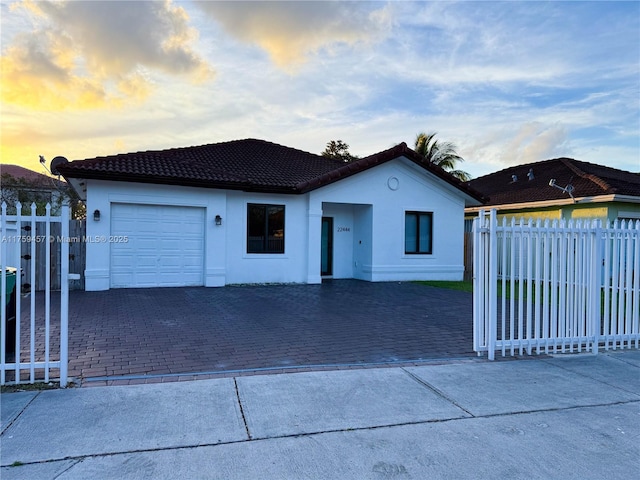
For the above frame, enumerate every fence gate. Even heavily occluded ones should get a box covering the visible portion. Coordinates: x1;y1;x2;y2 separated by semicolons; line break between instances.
1;202;73;386
473;209;640;360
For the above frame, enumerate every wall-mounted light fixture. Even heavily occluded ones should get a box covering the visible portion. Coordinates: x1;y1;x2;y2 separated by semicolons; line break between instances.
215;214;222;226
93;209;101;222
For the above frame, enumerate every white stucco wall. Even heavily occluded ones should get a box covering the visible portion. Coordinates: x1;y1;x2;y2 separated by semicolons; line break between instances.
223;191;309;285
82;155;469;290
309;158;467;282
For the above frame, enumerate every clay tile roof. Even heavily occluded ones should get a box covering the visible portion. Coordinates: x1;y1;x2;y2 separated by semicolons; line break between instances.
467;158;640;206
57;138;484;201
58;139;345;193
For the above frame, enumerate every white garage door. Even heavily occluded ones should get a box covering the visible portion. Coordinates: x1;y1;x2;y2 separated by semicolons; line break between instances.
110;204;205;288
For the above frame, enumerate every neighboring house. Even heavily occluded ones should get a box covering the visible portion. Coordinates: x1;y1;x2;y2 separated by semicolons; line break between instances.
57;138;484;291
1;165;70;290
0;164;67;214
465;158;640;224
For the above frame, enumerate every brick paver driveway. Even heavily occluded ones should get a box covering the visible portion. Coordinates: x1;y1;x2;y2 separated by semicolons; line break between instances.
66;280;474;385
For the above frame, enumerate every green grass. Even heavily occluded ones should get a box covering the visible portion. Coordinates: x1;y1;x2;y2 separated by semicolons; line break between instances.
415;280;473;293
418;280;631;311
416;280;536;300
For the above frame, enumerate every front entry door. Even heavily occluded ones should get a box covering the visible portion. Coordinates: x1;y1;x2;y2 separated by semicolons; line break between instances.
321;217;333;276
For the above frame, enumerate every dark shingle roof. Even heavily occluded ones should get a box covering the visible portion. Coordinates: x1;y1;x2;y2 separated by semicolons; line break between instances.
467;158;640;206
57;138;484;201
1;164;66;188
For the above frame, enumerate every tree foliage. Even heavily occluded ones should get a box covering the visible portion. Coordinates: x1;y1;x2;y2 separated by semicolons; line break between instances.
414;132;471;182
0;173;85;219
321;140;359;163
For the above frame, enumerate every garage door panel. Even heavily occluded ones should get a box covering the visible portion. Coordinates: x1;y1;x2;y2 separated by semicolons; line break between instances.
112;204;135;216
180;246;203;256
161;224;203;236
160;223;182;234
124;275;160;288
159;239;182;250
136;238;159;249
111;256;136;268
110;204;205;288
181;223;205;235
110;244;135;255
182;258;203;268
162;239;203;250
135;256;159;268
161;257;182;268
111;220;136;231
138;224;164;235
180;275;203;285
110;275;133;288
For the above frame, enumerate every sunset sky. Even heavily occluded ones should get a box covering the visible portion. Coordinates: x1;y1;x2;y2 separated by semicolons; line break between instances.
1;0;639;179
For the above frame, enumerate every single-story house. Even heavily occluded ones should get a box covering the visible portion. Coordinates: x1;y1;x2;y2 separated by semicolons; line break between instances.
465;157;640;223
58;139;484;291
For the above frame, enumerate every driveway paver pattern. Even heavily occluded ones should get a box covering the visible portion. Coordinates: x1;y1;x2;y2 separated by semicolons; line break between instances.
20;280;475;385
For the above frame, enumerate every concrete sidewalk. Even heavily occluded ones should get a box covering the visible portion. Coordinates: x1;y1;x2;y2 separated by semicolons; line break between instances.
1;351;639;479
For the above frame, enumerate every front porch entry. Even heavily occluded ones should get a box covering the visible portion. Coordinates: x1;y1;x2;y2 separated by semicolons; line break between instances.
320;202;372;281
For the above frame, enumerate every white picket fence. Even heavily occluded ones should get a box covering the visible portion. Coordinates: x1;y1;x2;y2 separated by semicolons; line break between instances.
473;209;640;359
1;202;71;386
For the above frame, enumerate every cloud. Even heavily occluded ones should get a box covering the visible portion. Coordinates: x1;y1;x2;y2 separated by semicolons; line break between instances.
0;0;213;110
505;123;570;165
36;0;210;78
465;122;571;171
197;1;392;68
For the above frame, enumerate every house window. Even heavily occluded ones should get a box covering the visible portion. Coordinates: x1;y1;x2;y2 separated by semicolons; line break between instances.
247;204;285;253
405;211;432;254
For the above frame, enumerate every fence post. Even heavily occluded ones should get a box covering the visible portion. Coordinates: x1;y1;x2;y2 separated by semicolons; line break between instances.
1;202;6;385
14;203;22;380
633;220;640;349
472;213;481;354
29;203;36;381
44;203;51;382
60;204;69;387
473;210;490;356
488;209;498;360
591;219;602;354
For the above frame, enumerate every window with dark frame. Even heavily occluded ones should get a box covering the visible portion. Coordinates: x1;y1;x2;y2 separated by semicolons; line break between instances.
405;211;433;254
247;204;285;254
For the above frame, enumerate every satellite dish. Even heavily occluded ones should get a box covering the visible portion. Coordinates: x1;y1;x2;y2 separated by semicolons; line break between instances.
50;156;69;176
548;178;575;201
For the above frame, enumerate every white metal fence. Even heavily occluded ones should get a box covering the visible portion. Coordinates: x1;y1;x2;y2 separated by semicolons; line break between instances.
1;202;72;386
473;209;640;359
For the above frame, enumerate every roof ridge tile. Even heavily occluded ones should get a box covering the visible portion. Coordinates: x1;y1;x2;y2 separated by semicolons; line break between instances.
560;158;614;193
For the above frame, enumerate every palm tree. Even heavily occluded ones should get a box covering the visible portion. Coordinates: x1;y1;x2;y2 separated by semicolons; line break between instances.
414;132;471;181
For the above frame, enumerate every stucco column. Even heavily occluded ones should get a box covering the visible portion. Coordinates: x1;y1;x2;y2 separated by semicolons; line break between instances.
84;184;111;291
306;206;323;284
